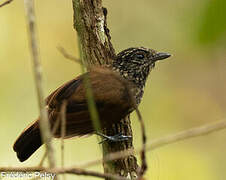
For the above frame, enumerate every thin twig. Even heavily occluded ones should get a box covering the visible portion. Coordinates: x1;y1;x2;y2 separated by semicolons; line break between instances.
0;167;129;180
134;107;147;178
29;115;226;180
60;101;67;167
0;0;13;8
60;39;102;137
38;104;66;167
24;0;57;171
57;46;81;64
125;78;147;178
38;151;47;167
148;119;226;150
60;101;67;180
120;73;147;178
79;120;226;168
33;115;64;180
77;38;102;137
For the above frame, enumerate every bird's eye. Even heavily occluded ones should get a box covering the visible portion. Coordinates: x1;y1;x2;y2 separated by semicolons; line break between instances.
136;54;144;59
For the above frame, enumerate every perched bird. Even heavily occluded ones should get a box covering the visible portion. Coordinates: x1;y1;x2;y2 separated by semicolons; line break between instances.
13;47;170;162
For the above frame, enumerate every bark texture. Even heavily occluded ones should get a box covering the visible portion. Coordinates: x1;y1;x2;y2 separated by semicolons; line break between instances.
72;0;139;179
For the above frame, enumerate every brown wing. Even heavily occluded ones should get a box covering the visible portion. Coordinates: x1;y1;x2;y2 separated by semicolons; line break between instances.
46;67;134;137
45;74;83;108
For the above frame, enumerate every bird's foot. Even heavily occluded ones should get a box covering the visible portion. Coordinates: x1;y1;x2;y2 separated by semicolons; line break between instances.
96;132;132;144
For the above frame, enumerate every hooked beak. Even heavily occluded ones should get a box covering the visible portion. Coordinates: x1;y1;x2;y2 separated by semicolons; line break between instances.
153;52;171;61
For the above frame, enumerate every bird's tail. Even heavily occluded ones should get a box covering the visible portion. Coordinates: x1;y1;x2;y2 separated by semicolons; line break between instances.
13;120;42;162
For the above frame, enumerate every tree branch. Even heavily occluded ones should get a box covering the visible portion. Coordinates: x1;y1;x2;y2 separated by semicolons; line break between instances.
0;0;13;8
148;119;226;150
57;46;82;64
79;120;226;168
0;167;128;180
71;0;139;179
72;0;115;66
38;103;68;167
60;101;67;168
24;0;57;170
134;108;147;178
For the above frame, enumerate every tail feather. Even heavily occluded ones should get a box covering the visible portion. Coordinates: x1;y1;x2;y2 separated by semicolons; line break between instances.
13;120;42;162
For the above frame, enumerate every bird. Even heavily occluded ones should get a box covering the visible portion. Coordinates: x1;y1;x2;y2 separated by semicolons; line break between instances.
13;47;171;162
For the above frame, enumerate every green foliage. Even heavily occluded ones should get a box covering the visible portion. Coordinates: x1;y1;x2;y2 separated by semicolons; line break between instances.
197;0;226;45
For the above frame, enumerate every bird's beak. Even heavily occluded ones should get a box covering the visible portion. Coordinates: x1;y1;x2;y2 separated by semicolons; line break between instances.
153;52;171;62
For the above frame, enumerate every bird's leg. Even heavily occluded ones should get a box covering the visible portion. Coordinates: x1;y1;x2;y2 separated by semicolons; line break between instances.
96;132;132;144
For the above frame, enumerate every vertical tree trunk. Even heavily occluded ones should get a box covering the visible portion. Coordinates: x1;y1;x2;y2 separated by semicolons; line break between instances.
72;0;139;179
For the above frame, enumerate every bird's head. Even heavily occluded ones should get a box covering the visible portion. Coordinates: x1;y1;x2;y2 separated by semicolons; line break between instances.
113;47;171;88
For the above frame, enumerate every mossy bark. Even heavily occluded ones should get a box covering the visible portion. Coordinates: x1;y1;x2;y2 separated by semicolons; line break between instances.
72;0;139;179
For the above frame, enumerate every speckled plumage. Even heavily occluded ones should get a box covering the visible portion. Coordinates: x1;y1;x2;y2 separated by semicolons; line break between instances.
113;47;170;104
13;47;170;162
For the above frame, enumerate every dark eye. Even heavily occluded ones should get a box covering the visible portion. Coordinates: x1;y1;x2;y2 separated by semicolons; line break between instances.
136;54;144;59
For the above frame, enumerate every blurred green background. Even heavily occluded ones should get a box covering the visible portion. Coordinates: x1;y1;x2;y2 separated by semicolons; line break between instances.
0;0;226;179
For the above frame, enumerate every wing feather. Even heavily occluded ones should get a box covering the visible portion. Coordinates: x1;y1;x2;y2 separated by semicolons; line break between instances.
45;68;134;137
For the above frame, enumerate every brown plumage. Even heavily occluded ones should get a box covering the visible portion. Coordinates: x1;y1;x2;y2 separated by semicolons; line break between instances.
13;68;135;162
13;47;170;162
